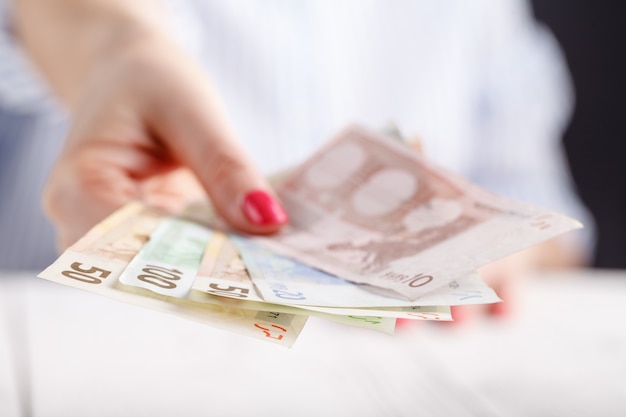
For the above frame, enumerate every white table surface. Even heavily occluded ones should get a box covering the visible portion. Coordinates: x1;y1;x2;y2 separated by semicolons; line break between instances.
1;269;625;417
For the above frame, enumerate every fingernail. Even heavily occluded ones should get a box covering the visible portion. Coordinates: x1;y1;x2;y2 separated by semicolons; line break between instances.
242;190;288;226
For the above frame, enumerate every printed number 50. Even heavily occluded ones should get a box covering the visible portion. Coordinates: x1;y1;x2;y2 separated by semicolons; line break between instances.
61;262;111;284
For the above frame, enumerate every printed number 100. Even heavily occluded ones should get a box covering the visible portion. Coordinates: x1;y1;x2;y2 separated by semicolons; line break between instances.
137;265;183;289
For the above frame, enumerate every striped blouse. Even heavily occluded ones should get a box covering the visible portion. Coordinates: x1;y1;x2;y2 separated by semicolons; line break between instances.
0;0;592;270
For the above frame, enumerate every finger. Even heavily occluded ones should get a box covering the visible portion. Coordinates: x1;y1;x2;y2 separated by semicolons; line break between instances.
487;277;517;318
42;109;165;250
42;148;139;250
449;304;484;325
395;318;423;331
139;168;206;214
488;299;510;317
148;73;288;234
479;252;531;319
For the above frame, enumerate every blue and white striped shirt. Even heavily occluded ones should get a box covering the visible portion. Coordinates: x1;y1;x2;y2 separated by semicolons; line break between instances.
0;0;592;270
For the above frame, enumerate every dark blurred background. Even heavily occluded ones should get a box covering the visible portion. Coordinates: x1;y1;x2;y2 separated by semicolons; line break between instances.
532;1;626;268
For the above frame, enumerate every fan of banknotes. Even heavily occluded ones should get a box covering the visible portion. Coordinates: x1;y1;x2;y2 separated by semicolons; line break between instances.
39;126;582;347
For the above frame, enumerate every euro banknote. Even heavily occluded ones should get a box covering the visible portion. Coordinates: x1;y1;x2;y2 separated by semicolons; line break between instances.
230;235;499;310
116;215;407;334
39;203;450;346
39;125;581;345
38;203;308;347
256;126;583;300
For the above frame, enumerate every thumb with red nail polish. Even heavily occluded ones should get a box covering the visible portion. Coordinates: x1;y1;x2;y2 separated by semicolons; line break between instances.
37;15;289;249
242;189;289;227
148;79;288;234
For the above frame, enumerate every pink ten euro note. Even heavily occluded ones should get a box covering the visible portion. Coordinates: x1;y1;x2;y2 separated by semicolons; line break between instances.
256;126;582;301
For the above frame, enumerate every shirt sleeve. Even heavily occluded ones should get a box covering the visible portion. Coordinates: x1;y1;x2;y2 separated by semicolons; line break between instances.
467;0;594;246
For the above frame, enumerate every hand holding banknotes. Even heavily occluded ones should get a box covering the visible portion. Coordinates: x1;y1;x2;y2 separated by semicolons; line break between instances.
38;127;581;346
18;0;583;336
17;0;288;250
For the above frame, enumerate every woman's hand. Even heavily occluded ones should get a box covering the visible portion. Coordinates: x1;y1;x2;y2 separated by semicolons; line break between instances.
16;0;287;250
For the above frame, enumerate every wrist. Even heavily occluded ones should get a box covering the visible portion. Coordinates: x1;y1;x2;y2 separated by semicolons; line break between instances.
14;0;168;108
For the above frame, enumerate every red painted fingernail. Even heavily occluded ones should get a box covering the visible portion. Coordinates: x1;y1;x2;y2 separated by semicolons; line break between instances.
242;190;288;226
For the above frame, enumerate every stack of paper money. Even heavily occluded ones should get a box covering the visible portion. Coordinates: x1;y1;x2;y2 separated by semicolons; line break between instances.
39;126;582;347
